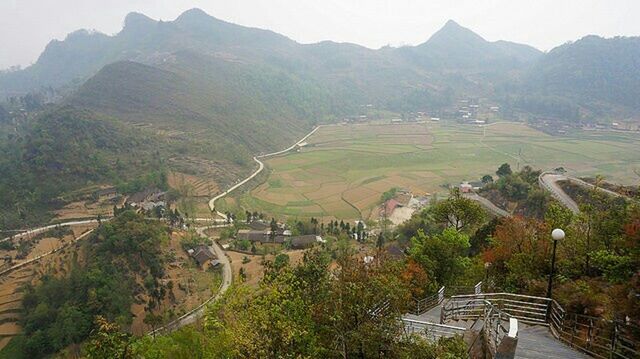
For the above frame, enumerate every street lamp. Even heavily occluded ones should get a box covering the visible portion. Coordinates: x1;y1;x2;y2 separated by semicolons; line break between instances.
484;262;492;291
546;228;565;298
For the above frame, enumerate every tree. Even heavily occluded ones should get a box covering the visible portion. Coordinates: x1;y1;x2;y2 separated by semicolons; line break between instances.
430;188;486;232
143;312;164;338
409;228;470;286
482;174;494;184
376;232;385;249
356;221;365;241
84;316;132;359
482;216;550;291
273;253;290;270
496;163;512;177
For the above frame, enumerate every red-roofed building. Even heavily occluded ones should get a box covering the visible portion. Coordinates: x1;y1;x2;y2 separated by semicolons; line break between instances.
385;199;401;215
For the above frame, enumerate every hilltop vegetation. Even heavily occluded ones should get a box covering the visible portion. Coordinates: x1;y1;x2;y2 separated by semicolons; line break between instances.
76;245;468;358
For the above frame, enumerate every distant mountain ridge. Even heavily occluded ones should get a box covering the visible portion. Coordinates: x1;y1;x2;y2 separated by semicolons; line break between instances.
2;8;640;120
0;10;535;98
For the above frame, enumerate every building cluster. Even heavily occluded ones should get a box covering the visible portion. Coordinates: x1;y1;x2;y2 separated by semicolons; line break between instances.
236;226;324;250
126;188;166;211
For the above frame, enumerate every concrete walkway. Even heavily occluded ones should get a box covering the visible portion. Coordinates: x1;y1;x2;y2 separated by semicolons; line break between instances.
515;324;588;359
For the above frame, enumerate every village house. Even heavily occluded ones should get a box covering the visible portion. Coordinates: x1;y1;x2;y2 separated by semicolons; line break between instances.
189;245;216;267
384;199;402;215
290;235;323;249
127;188;165;207
460;182;473;193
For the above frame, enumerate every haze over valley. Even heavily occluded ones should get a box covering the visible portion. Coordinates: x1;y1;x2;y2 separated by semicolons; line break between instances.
0;4;638;358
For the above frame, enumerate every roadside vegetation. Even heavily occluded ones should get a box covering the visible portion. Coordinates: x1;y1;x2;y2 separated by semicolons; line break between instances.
82;247;468;358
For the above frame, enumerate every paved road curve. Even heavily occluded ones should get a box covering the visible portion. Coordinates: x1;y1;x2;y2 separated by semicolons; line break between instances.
208;125;324;218
463;193;510;218
539;173;580;213
538;172;627;215
1;219;101;243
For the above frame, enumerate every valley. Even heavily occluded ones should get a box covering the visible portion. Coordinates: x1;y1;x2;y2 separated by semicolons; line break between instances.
0;4;639;358
218;121;640;221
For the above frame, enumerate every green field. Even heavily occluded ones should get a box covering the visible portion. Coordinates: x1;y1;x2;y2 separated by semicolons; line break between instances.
218;122;640;221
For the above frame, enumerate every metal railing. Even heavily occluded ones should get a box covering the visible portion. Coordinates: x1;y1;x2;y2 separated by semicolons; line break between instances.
483;300;518;358
441;292;639;359
407;286;445;315
442;292;550;325
551;311;639;359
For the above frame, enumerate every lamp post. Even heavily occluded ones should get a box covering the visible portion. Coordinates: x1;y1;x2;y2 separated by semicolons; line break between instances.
484;262;491;291
546;228;565;298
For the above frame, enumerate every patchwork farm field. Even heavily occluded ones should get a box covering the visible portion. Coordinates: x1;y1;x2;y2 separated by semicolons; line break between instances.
218;122;640;221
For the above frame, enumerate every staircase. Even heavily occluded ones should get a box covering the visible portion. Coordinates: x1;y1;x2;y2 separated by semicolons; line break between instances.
516;324;587;359
402;285;638;359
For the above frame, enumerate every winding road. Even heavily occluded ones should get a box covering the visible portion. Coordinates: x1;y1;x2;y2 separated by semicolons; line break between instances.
151;124;324;333
208;125;323;218
1;219;100;243
463;193;510;218
538;172;626;214
539;173;580;213
0;124;324;336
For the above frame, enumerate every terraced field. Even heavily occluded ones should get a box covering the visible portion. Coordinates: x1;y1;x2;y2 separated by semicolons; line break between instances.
0;225;96;349
218;122;640;221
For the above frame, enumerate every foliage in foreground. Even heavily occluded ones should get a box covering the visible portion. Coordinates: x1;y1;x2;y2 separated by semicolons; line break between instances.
86;249;468;358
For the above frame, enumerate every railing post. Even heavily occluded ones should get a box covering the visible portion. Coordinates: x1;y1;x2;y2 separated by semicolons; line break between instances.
586;319;593;348
610;322;618;359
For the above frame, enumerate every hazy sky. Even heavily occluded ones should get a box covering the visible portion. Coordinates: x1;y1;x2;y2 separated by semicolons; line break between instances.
1;0;639;69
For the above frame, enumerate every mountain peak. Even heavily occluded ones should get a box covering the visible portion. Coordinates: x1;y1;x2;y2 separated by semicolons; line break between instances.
123;12;156;33
176;8;216;23
443;19;462;29
427;19;486;45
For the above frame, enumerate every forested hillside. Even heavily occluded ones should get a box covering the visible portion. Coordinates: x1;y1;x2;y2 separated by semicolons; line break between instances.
0;107;166;229
0;9;532;113
525;35;640;114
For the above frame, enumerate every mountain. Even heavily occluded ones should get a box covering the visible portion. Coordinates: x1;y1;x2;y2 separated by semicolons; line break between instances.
524;35;640;113
0;13;536;103
400;20;543;71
